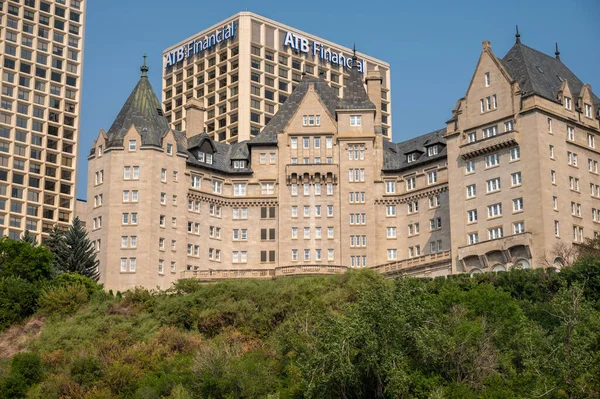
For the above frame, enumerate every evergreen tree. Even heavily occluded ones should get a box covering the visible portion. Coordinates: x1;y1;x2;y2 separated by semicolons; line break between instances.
43;225;66;272
20;230;37;247
53;217;100;281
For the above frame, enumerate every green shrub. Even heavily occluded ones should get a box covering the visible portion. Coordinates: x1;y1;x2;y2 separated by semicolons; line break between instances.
54;273;103;296
11;352;43;385
70;355;102;386
0;372;28;399
0;277;39;331
122;287;156;310
37;283;89;316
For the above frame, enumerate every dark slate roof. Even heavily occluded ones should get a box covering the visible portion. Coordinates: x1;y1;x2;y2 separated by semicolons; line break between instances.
106;74;170;148
336;59;376;110
383;128;447;172
501;43;600;107
250;75;339;145
186;133;252;175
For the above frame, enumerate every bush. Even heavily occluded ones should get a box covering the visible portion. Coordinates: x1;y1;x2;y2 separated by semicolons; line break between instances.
11;352;43;385
37;283;89;316
0;277;39;331
54;273;103;296
0;372;28;399
122;287;156;311
70;355;102;386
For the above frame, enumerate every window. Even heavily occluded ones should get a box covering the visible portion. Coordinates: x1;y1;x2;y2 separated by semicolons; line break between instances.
571;202;581;217
128;140;136;151
429;195;440;208
386;227;397;238
303;137;309;149
387;249;397;261
567;126;575;141
465;160;475;173
549;145;555;159
467;132;477;143
328;227;334;238
485;154;499;167
504;120;514;132
585;103;593;118
488;203;502;218
326;137;333;148
190;175;201;189
510;147;520;161
482;125;497;138
589;159;599;174
588;134;595;148
349;144;365;161
488;227;503;240
350;115;362;126
427;146;438;156
468;232;479;245
573;226;583;243
386;205;396;217
406;176;416;190
427;170;437;185
385;181;395;194
261;182;275;195
407;200;419;214
327;205;334;217
302;115;321;126
290;138;297;149
511;172;522;186
569;176;580;192
513;198;524;212
407;153;418;163
430;240;443;254
486;178;501;193
567;152;578;166
551;170;556;184
467;209;478;223
564;96;571;110
233;183;246;196
349;169;365;182
485;72;491;86
429;218;442;231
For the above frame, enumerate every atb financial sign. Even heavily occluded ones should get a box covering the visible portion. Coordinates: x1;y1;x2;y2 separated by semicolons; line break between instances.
283;31;367;73
164;22;236;68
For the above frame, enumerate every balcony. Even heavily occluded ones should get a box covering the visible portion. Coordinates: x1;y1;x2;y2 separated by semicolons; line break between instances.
457;232;533;272
180;269;274;281
285;163;338;184
274;264;347;277
460;130;519;160
370;250;452;277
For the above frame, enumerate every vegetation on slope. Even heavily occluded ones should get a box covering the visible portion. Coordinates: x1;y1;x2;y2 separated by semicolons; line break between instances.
1;238;600;398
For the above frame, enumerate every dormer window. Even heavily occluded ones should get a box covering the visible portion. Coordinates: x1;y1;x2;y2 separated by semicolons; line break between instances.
303;115;320;126
98;144;103;157
166;143;173;155
197;151;204;162
233;160;245;169
407;153;418;163
206;153;213;164
564;96;572;110
128;140;136;151
427;146;438;156
350;115;362;126
585;103;592;118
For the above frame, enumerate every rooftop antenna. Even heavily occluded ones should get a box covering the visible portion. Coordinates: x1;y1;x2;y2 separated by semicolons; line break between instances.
515;25;521;44
555;42;561;60
141;53;149;77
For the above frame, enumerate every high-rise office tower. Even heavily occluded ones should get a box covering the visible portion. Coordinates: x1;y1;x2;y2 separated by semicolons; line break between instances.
162;11;391;143
0;0;86;241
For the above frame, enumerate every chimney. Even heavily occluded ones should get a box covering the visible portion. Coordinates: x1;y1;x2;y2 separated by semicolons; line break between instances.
184;98;205;137
365;70;383;134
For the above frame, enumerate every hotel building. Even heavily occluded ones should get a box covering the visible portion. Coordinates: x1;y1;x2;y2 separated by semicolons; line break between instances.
161;11;392;143
0;0;86;242
88;32;599;292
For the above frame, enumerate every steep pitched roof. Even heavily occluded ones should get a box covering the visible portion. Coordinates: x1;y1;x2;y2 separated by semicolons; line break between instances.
336;59;376;110
250;75;339;145
383;128;447;172
106;68;170;148
501;42;600;107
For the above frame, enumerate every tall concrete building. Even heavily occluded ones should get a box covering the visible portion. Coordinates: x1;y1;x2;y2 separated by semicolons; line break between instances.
162;11;391;143
0;0;86;242
88;32;599;292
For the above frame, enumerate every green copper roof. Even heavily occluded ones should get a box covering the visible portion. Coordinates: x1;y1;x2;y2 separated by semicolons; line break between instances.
106;62;170;148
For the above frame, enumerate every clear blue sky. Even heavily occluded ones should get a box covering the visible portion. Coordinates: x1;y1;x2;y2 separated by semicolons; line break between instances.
77;0;600;198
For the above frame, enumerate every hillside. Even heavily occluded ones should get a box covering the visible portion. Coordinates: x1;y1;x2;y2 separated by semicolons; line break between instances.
1;238;600;398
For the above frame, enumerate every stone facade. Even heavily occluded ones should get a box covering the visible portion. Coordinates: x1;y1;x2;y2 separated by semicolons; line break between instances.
88;36;599;292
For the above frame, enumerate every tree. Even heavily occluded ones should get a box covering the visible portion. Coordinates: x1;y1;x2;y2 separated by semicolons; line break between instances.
43;225;66;271
20;230;38;247
52;217;100;281
0;237;54;282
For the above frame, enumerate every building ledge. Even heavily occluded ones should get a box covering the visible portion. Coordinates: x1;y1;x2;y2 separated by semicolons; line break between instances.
369;250;451;276
459;130;519;160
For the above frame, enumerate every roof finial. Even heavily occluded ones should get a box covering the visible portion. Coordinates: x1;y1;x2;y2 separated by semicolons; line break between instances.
555;42;561;60
140;53;149;77
515;25;521;44
352;42;357;61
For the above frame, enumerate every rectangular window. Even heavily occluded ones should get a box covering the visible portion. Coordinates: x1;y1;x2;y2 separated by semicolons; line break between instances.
350;115;362;126
513;198;524;212
488;227;504;240
485;154;499;167
510;147;520;161
486;178;501;193
233;183;246;196
487;203;502;218
468;232;479;245
511;172;522;186
465;160;475;173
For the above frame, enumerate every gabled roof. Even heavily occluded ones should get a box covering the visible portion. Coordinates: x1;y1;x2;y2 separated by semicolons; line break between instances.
501;42;600;107
186;133;252;175
383;128;447;172
250;75;339;145
336;59;376;111
106;68;170;149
